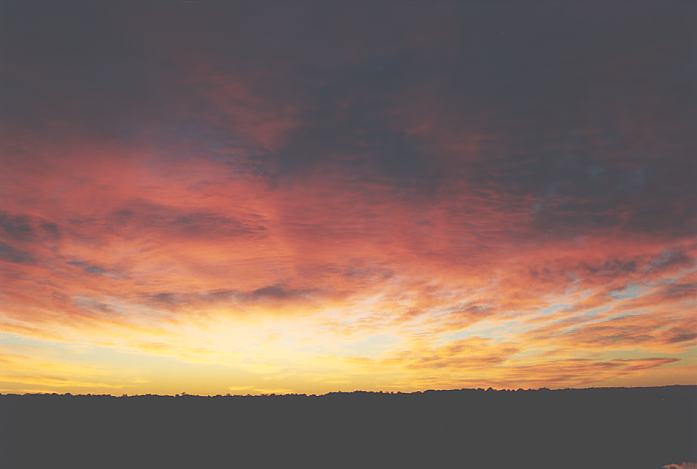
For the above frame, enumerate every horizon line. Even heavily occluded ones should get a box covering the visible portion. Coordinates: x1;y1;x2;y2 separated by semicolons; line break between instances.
3;384;695;398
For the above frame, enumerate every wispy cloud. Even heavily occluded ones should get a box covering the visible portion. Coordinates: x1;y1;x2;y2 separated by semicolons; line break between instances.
0;0;695;394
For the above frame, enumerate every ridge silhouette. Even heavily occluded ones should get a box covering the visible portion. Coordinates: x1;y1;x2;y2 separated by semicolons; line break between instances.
1;385;695;468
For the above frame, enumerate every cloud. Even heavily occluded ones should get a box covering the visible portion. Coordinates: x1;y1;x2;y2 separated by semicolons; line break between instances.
404;338;519;370
647;249;695;273
144;284;321;311
0;242;34;264
108;201;267;240
661;282;697;300
493;357;681;389
0;211;34;240
242;284;317;301
67;259;108;275
0;211;61;243
0;0;695;393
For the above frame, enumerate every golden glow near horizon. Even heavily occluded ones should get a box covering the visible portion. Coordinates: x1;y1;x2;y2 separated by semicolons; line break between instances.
1;152;695;395
1;3;696;395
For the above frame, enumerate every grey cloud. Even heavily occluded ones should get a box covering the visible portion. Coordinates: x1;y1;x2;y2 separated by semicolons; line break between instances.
242;284;316;301
0;242;34;264
67;259;108;275
145;283;319;309
661;282;697;300
0;212;34;241
0;211;61;243
646;250;694;273
2;0;695;237
580;259;638;277
110;201;266;239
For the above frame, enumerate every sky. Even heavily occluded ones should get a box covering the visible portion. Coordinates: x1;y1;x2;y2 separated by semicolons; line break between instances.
0;0;695;395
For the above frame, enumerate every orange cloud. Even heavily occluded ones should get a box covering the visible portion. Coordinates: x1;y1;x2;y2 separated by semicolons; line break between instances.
1;1;695;394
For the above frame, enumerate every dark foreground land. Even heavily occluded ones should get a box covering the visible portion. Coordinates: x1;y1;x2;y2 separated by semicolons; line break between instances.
1;386;695;469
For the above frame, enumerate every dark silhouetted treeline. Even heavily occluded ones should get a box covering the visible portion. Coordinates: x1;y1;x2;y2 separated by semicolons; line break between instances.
1;385;695;468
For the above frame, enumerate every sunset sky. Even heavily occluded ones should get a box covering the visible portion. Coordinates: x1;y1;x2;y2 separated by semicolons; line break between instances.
0;1;695;395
